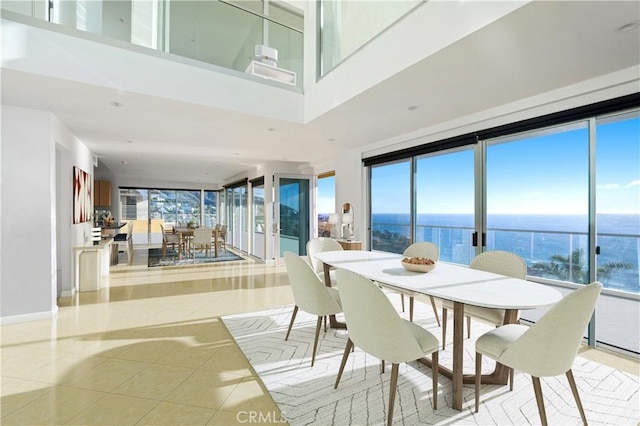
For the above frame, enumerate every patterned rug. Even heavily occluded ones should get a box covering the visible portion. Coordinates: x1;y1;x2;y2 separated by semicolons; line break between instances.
147;248;243;267
222;301;639;425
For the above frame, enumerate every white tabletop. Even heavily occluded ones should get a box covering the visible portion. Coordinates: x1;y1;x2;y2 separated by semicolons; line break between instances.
314;250;562;310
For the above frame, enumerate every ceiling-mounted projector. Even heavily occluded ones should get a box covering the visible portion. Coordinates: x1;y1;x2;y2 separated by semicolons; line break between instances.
255;44;278;67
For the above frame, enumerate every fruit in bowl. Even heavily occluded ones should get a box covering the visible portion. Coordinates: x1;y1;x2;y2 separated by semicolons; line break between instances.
401;257;436;273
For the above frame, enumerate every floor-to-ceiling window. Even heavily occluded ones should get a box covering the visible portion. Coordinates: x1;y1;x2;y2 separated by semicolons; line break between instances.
225;180;248;253
251;178;265;259
317;172;336;237
365;97;639;354
370;160;411;253
415;148;475;264
203;190;218;227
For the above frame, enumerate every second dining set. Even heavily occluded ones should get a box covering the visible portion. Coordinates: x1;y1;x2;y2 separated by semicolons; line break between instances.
284;238;601;426
161;224;227;261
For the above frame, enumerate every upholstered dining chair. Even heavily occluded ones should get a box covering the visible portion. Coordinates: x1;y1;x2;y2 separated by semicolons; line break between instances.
402;242;441;324
192;228;214;261
475;282;602;425
334;268;439;426
441;250;527;349
283;252;343;367
306;237;344;284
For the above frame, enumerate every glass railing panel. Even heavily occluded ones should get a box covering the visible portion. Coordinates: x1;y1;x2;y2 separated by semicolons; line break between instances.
319;0;423;77
3;0;303;88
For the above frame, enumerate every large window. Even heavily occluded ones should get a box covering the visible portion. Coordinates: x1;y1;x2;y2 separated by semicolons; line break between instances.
415;148;475;264
370;160;411;253
317;172;336;237
203;191;218;227
366;100;640;354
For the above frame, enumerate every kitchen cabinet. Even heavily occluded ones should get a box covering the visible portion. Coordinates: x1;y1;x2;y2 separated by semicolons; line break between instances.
94;180;112;206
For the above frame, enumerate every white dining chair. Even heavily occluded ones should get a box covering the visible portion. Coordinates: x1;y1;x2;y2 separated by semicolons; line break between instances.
334;268;439;426
441;250;527;349
475;282;602;425
283;251;343;367
402;242;441;324
306;237;344;284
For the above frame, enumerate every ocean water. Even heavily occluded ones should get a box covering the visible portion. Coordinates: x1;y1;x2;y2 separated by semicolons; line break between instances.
370;213;640;294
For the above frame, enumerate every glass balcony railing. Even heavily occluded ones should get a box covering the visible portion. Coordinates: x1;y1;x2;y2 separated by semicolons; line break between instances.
2;0;303;88
372;223;640;295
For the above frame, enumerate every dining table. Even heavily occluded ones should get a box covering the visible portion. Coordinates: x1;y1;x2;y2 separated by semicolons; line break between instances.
313;250;563;411
174;227;220;259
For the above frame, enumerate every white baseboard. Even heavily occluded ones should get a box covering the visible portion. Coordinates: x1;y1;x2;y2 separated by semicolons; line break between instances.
0;307;58;325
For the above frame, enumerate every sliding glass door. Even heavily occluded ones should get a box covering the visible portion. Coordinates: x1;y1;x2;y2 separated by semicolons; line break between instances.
415;147;475;264
274;174;312;264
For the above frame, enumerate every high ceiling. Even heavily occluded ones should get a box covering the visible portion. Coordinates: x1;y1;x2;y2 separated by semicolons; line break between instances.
2;1;639;187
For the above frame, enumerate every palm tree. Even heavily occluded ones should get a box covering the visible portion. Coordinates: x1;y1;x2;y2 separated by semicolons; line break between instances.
529;248;630;284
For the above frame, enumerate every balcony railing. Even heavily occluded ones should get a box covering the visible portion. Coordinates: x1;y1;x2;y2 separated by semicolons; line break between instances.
372;222;640;295
2;0;303;88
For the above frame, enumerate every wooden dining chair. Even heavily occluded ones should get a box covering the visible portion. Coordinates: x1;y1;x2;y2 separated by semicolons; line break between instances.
475;282;602;425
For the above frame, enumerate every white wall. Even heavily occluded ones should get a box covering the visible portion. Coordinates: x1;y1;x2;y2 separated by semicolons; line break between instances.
1;105;94;320
1;106;57;320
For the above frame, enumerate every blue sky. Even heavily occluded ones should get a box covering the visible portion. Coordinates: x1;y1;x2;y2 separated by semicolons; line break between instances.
370;115;639;215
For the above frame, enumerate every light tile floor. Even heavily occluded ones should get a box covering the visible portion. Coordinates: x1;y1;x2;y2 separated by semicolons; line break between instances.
1;248;638;425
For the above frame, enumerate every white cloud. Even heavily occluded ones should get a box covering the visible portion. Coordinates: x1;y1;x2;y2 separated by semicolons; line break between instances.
597;184;620;190
626;180;640;187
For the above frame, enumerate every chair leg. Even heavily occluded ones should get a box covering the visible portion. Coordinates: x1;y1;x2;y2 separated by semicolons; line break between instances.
400;294;405;312
441;308;448;350
334;338;353;389
467;315;471;338
475;352;482;412
409;296;414;322
387;364;399;426
381;359;385;374
285;305;298;341
566;369;588;426
432;351;439;410
509;368;514;391
323;316;327;333
429;296;441;327
532;376;548;426
311;316;323;367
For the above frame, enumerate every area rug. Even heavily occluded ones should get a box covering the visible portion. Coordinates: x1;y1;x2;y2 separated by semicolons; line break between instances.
147;248;244;267
222;301;640;425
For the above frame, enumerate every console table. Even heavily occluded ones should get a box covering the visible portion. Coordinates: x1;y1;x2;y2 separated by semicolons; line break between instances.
73;238;112;292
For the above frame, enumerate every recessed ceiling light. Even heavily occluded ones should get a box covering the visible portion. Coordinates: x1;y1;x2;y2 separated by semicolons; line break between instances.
120;160;128;165
616;20;639;33
328;138;336;142
268;128;275;132
408;105;419;111
233;152;240;156
110;101;123;107
125;139;133;144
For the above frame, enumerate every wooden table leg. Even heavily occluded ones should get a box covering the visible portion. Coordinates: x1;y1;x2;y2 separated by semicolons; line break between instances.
323;263;346;329
214;230;219;258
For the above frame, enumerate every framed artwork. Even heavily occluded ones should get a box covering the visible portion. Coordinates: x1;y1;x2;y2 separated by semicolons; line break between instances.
73;166;92;224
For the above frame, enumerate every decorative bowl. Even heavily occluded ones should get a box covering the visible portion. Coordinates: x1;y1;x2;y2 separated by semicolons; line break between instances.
401;258;436;273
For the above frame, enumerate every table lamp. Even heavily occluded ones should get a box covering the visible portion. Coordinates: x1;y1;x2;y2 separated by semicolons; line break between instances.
341;212;354;240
